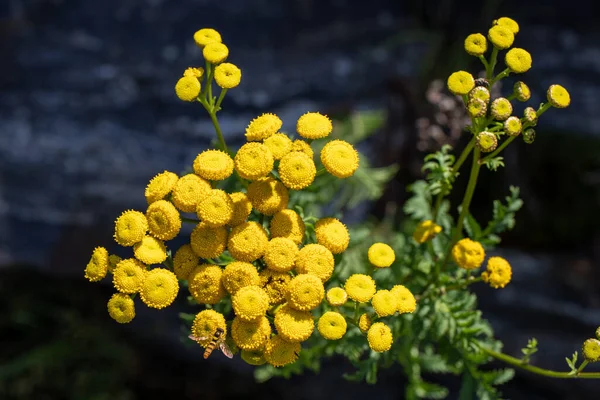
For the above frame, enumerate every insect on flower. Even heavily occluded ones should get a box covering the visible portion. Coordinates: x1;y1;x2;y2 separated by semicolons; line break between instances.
189;327;234;359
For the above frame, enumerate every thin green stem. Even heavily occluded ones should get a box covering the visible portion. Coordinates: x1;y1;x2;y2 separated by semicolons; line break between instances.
478;55;489;70
214;89;228;112
486;47;498;80
479;136;516;164
316;167;327;177
490;68;510;86
208;111;229;154
577;360;590;374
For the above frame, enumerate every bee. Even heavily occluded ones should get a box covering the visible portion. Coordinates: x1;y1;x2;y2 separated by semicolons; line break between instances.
189;327;233;359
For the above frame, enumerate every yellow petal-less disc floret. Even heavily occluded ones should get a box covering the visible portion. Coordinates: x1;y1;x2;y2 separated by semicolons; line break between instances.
368;243;395;268
196;189;234;227
146;200;182;241
286;274;324;311
190;222;228;259
464;33;487;56
467;99;487;118
291;139;314;158
481;256;512;289
514;81;531;102
504;116;522;137
247;177;289;216
175;76;201;102
228;221;269;262
488;25;514;49
505;48;532;74
447;71;475;95
582;338;600;362
469;86;491;104
413;220;442;244
547;84;570;108
320;140;359;178
232;285;270;321
191;309;227;348
358;313;372;333
263;237;298;272
214;62;241;89
494;17;519;34
172;174;211;213
270;209;306;245
326;287;347;306
113;258;147;294
107;293;135;323
188;264;226;304
173;244;198;280
371;290;397;317
476;131;498;153
108;254;122;273
259;269;291;305
241;350;266;365
245;113;282;141
231;316;271;351
85;247;109;282
315;217;350;254
133;235;167;265
367;322;393;352
203;42;229;64
278;151;317;190
390;285;416;314
344;274;376;303
452;238;485;270
296;112;333;140
193;28;222;48
228;192;253;226
234;142;274;180
193;149;234;181
140;268;179;309
145;171;178;204
295;244;334;282
274;304;314;342
264;335;300;367
222;261;260;294
184;67;204;79
523;107;538;125
318;311;347;340
263;133;293;160
491;97;513;121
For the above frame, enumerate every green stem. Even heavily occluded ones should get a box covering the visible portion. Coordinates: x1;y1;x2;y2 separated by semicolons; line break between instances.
478;55;489;70
445;276;482;292
490;68;510;86
214;89;228;112
181;216;200;224
353;301;360;324
208;111;229;154
487;47;498;80
479;136;516;165
316;167;327;177
577;360;589;374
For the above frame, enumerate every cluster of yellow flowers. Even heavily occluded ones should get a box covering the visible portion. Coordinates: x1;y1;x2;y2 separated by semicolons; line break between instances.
450;238;512;289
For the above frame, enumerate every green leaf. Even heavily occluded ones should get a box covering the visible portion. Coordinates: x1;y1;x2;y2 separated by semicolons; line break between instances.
463;212;482;240
415;381;449;399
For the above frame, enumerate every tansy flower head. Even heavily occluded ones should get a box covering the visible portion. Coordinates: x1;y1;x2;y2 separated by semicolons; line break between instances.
113;258;146;294
263;335;300;367
482;256;512;289
488;25;514;49
108;254;122;273
85;247;109;282
523;106;538;125
193;149;234;181
173;244;198;280
494;17;519;34
263;133;293;160
188;264;226;304
358;313;372;333
391;285;416;314
315;217;350;254
203;42;229;64
447;71;475;95
504;116;522;137
295;244;334;282
326;287;347;306
228;192;252;226
320;140;359;178
145;171;178;204
476;131;498;153
232;316;271;351
146;200;181;241
133;235;167;265
191;309;227;348
452;238;485;270
514;81;531;102
190;222;228;259
582;338;600;362
523;128;536;144
317;311;347;340
232;285;270;321
367;322;393;352
222;261;260;294
184;67;204;78
245;113;282;141
285;274;324;311
368;243;395;268
278;151;317;190
270;209;306;245
172;174;211;213
344;274;376;303
214;62;241;89
247;177;289;216
467;98;487;118
194;28;222;48
140;268;179;309
234;142;274;180
107;293;135;323
274;304;314;342
413;220;442;244
291;139;314;158
491;97;513;120
228;221;269;262
175;76;201;102
464;33;487;56
371;289;397;317
505;48;532;74
263;237;298;272
241;350;266;366
259;269;291;305
196;189;234;227
469;86;490;104
547;84;570;108
296;112;333;140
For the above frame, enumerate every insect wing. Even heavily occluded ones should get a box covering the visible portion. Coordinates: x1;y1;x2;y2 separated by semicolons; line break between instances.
189;334;210;342
219;340;234;359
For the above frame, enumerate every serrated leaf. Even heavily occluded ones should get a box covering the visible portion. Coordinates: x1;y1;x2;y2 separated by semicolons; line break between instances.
416;381;450;399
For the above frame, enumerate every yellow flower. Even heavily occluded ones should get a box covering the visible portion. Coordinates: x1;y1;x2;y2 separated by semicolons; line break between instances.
504;116;522;137
107;254;122;273
505;48;532;73
371;290;397;317
368;243;395;268
196;189;234;227
175;76;200;101
469;86;490;104
274;304;314;342
190;223;228;259
241;350;266;366
447;71;475;95
246;177;289;216
173;244;198;280
270;209;306;245
146;200;181;241
183;67;204;78
263;335;300;367
467;99;487;118
413;220;442;244
314;217;349;254
318;311;347;340
114;210;148;247
390;285;416;314
232;316;271;351
523;128;536;144
491;97;512;121
367;322;393;352
191;309;227;348
203;42;229;64
291;139;314;158
113;258;146;294
285;274;324;311
494;17;519;34
263;237;298;272
488;25;514;49
228;192;253;226
278;151;317;190
259;269;291;305
133;235;167;265
232;285;270;321
85;247;109;282
222;261;260;294
547;84;570;108
296;112;333;139
214;62;241;89
140;268;179;309
193;149;234;181
476;131;498;153
464;33;487;56
193;28;222;48
107;293;136;323
188;264;225;304
582;338;600;362
234;142;274;180
326;287;347;306
263;133;293;160
481;256;512;289
344;274;376;303
358;313;372;333
172;174;211;213
245;113;282;141
228;221;269;262
452;238;485;270
145;171;178;204
513;81;531;102
320;140;359;178
295;244;334;282
523;107;538;125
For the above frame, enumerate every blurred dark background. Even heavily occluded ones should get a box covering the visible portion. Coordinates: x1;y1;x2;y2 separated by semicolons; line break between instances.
1;0;599;399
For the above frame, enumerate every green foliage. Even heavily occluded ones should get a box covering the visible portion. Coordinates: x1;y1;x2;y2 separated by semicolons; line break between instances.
565;351;578;375
521;338;538;364
482;156;505;171
422;145;456;196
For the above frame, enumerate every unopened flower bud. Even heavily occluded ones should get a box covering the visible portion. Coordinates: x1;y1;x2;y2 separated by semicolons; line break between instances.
523;128;536;144
467;99;487;118
523;107;537;126
469;86;491;104
476;131;498;152
474;77;490;88
513;81;530;101
504;116;522;136
582;338;600;362
491;97;512;121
